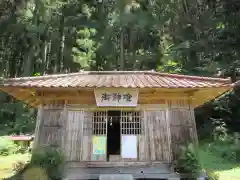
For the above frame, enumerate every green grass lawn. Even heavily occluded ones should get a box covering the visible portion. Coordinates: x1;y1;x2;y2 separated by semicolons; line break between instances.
199;143;240;180
0;153;31;179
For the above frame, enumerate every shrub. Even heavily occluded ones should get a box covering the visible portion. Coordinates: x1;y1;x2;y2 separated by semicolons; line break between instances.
22;166;48;180
30;146;65;180
206;171;219;180
0;137;19;156
12;160;27;173
175;143;202;177
17;147;28;154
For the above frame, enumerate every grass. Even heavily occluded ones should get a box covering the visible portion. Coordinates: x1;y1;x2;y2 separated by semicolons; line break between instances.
0;153;31;179
199;143;240;180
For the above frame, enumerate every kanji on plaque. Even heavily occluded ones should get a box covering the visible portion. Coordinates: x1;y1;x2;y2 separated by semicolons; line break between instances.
101;93;111;102
123;93;132;102
94;89;138;107
112;93;122;102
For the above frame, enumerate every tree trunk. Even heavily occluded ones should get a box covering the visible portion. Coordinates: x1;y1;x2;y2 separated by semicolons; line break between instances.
40;40;48;75
120;29;124;70
22;46;35;76
22;0;39;76
55;7;65;73
46;40;52;73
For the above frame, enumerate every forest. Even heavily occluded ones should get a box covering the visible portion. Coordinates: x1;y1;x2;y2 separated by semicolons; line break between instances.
0;0;240;138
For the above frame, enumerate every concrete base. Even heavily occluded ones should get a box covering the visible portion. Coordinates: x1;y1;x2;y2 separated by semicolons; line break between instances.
65;163;181;179
100;174;133;180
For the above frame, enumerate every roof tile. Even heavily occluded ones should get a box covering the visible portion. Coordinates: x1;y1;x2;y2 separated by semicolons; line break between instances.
0;71;232;89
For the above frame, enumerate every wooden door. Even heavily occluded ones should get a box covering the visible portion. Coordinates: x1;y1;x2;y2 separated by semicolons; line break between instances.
65;110;84;161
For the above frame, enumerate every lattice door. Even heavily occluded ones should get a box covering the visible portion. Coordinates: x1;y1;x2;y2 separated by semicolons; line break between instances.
121;111;142;135
91;111;107;161
120;111;143;160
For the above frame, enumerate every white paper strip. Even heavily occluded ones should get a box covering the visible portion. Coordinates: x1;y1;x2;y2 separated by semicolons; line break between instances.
121;135;137;159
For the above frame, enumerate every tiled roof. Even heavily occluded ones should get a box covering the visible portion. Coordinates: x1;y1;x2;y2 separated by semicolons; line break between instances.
0;71;232;89
8;135;34;141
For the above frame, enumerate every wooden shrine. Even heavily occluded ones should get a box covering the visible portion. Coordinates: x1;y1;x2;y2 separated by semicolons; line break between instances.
0;71;232;179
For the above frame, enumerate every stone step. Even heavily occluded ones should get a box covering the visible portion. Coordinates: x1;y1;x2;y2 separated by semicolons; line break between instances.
100;174;134;180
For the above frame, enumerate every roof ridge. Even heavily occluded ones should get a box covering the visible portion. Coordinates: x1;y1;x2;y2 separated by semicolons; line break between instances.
1;70;231;83
2;72;88;81
150;72;231;82
1;71;152;82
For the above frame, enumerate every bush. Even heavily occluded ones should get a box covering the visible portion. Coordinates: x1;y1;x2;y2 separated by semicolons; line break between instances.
175;143;202;177
17;147;28;154
30;146;65;180
206;171;219;180
22;166;48;180
0;137;19;156
12;160;27;173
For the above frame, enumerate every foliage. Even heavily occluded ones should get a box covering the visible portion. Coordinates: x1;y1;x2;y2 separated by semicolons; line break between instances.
12;160;27;173
0;97;36;135
175;143;201;177
199;141;240;180
3;147;65;179
0;137;18;156
206;170;219;180
207;133;240;163
30;146;65;180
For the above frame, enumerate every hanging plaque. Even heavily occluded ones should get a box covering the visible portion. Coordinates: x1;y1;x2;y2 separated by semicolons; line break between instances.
94;88;138;107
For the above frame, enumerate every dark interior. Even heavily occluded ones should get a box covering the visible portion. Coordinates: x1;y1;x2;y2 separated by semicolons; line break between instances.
107;110;121;161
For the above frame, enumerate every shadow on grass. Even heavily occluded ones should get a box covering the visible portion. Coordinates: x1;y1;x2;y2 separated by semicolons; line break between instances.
3;163;36;180
3;166;26;180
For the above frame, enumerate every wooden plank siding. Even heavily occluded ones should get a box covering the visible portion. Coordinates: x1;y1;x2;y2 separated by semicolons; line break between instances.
65;110;84;161
37;107;65;148
82;111;93;161
34;100;197;164
144;110;172;162
167;100;197;160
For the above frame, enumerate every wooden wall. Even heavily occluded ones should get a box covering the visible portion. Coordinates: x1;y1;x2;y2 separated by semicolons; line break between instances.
35;105;65;148
144;110;171;162
34;101;197;164
167;100;198;160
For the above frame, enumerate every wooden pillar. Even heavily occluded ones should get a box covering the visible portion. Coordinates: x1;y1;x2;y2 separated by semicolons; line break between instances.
189;105;199;146
62;101;68;154
143;110;150;161
33;104;43;149
165;108;172;162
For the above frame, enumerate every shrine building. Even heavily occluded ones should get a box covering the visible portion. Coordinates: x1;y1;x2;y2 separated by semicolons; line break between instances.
0;71;232;180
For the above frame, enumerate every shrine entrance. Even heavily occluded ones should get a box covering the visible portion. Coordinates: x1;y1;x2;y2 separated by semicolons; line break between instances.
92;109;143;161
107;110;121;161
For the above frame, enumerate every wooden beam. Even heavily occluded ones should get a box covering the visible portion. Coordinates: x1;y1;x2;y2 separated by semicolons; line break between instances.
39;96;95;100
33;104;43;148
